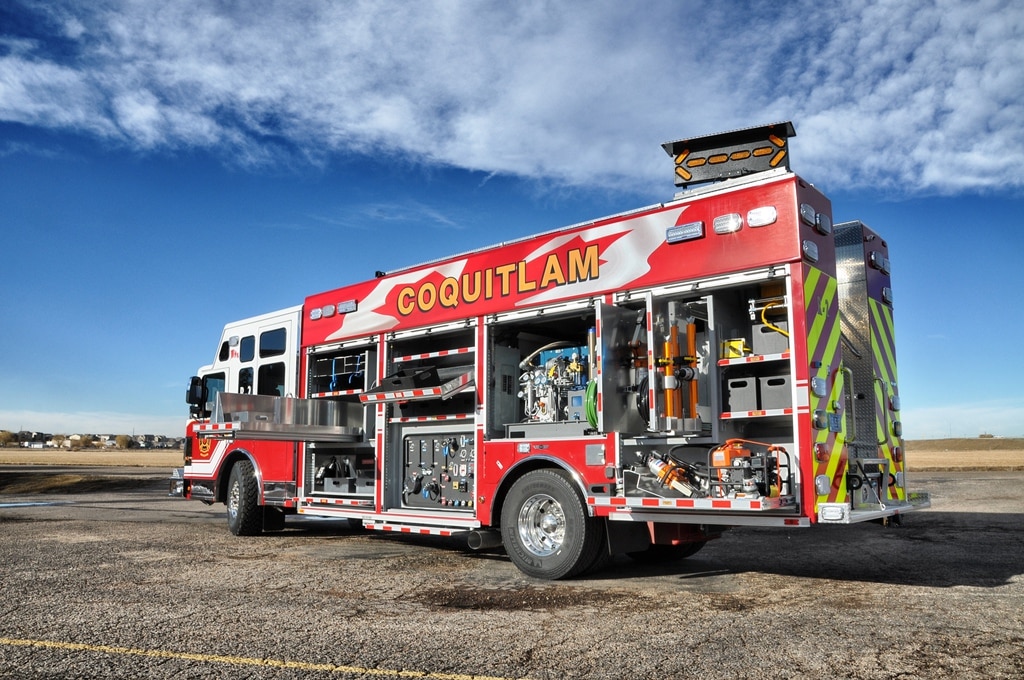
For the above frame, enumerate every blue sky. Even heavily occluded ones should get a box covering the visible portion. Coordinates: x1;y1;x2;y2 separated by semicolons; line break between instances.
1;0;1023;438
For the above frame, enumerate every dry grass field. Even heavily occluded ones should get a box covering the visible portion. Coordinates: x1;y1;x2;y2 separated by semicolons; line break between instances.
0;439;1021;470
0;449;184;468
904;438;1024;471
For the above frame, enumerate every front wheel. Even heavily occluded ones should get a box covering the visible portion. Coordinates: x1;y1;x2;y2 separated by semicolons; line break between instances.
226;459;262;536
501;469;604;580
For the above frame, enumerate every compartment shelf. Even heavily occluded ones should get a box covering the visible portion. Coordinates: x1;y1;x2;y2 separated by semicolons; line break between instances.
718;350;790;367
309;388;364;398
720;407;794;420
389;413;474;424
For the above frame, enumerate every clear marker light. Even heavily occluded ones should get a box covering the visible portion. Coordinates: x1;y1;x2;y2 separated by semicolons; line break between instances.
713;213;743;234
799;203;817;225
747;206;777;227
815;213;832;235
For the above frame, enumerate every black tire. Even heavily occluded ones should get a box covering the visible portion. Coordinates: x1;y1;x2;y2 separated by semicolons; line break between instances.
627;540;706;563
226;459;262;536
582;526;613;575
500;469;604;580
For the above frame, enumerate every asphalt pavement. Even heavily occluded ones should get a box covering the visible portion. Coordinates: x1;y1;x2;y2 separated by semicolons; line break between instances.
0;467;1022;679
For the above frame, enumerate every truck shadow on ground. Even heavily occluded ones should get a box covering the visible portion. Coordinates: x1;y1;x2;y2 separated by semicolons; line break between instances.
587;511;1024;588
281;510;1024;589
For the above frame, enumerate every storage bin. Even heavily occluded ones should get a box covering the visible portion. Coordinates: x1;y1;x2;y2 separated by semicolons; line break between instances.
751;322;789;355
727;378;758;412
759;374;792;410
324;477;356;493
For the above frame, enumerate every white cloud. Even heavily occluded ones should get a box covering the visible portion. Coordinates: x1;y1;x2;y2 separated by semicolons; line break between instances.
1;0;1021;195
309;199;464;233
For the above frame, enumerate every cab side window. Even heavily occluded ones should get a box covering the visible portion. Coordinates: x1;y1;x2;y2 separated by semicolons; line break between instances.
258;362;285;397
240;336;255;362
239;367;253;394
260;328;287;358
204;372;226;413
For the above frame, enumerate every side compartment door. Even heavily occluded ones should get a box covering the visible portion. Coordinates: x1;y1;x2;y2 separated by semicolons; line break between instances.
596;302;647;434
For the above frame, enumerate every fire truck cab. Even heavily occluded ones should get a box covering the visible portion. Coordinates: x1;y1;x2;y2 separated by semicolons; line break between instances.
173;122;929;579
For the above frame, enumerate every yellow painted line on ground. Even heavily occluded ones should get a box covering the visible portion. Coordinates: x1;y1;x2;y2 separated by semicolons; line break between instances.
0;637;520;680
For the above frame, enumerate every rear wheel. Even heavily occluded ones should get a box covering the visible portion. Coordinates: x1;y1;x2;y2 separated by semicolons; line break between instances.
501;469;604;580
226;459;262;536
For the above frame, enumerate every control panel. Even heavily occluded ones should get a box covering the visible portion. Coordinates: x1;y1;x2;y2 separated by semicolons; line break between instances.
401;432;475;510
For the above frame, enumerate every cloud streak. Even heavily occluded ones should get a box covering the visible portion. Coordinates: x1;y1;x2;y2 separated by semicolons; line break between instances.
2;0;1021;195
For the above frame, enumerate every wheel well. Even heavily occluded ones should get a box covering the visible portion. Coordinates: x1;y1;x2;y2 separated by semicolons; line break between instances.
216;450;256;503
490;458;584;529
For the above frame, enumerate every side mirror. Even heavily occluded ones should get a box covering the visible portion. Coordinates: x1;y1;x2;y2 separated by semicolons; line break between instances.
186;376;206;406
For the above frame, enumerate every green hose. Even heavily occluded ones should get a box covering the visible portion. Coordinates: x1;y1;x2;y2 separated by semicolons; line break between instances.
585;379;599;429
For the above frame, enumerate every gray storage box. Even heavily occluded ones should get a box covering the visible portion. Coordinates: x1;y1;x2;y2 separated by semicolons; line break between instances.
323;477;356;493
727;378;758;412
751;322;789;355
759;374;792;410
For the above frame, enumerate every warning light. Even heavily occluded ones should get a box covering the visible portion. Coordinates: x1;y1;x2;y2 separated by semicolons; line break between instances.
869;251;891;275
662;122;796;188
815;213;833;235
713;213;743;234
667;221;705;243
820;505;846;522
747;206;777;227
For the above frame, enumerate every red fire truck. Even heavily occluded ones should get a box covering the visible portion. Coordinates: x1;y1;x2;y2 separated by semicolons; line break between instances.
172;122;929;579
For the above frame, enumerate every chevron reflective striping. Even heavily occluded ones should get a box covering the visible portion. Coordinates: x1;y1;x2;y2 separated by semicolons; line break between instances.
870;297;905;501
822;373;847;502
804;265;845;508
871;299;898;379
804;267;841;370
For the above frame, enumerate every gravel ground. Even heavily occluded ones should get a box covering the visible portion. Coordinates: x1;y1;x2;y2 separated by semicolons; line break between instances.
0;469;1022;679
